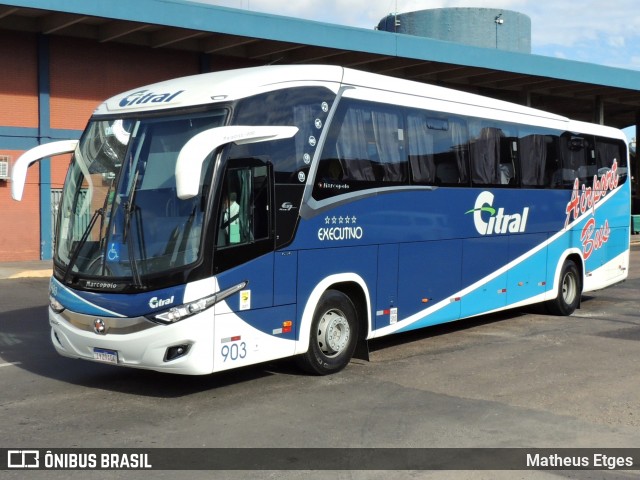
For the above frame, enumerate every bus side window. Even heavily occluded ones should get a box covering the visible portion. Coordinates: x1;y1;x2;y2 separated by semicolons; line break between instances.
313;100;408;200
334;106;377;182
551;133;590;188
407;113;436;184
334;103;407;183
499;138;518;186
595;137;627;181
406;112;468;186
470;126;503;186
370;109;406;182
520;134;549;187
433;119;468;186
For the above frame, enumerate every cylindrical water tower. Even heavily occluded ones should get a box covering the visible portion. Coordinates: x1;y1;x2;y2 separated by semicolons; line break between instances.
377;8;531;53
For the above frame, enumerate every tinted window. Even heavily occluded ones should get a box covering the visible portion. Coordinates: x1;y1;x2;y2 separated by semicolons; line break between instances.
406;112;469;186
469;120;517;186
519;132;551;187
312;96;626;199
546;133;592;188
231;87;335;184
314;99;408;199
595;137;627;184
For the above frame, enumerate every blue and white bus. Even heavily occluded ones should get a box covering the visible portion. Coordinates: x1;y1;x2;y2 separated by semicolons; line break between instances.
12;65;630;375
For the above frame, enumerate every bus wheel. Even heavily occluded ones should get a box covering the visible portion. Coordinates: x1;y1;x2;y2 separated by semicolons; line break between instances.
546;259;581;316
297;290;359;375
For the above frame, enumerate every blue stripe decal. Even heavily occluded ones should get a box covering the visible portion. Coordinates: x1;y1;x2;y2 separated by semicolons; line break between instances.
393;184;630;334
50;278;126;318
49;277;188;318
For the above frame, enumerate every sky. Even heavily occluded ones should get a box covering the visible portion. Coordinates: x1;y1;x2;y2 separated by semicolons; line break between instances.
191;0;639;138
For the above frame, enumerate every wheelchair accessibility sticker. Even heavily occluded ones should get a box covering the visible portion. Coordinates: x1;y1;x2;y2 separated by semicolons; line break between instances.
107;243;120;262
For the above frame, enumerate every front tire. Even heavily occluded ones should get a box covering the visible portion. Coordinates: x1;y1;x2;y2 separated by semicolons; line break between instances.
297;290;359;375
546;259;581;316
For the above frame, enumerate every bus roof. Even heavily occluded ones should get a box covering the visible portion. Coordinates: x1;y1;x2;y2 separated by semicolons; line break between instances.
93;65;624;139
94;65;345;115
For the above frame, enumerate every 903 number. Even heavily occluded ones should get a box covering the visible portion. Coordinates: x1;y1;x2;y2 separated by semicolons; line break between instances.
221;342;247;362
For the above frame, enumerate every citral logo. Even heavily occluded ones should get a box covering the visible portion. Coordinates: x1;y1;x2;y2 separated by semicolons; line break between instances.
466;191;529;235
118;89;185;108
149;295;175;309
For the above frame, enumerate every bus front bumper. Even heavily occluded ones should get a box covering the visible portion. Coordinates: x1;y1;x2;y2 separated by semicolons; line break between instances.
48;307;215;375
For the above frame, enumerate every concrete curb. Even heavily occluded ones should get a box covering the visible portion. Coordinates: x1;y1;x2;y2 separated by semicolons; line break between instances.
7;270;52;279
0;262;52;280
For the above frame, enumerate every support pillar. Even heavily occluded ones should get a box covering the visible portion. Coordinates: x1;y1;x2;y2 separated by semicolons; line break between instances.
594;95;605;125
633;110;640;214
37;34;52;260
199;52;210;74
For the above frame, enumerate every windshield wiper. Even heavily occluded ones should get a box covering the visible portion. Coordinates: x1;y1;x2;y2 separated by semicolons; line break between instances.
122;170;138;243
121;170;146;290
124;208;144;290
62;208;103;283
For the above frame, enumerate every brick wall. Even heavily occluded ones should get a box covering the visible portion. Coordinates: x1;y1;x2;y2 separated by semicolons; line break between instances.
0;31;40;261
0;150;41;261
50;37;200;131
0;31;38;128
0;32;202;261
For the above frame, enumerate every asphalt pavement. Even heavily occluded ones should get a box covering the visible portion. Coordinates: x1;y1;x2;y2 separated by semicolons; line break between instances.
0;246;640;480
2;247;640;479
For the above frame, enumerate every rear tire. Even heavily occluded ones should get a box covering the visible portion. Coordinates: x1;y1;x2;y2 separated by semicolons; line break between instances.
546;259;581;316
297;290;359;375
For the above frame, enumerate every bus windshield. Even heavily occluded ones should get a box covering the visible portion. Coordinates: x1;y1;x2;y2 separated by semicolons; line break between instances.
56;110;227;284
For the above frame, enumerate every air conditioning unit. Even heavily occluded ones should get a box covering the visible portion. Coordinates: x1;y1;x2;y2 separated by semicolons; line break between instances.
0;156;9;180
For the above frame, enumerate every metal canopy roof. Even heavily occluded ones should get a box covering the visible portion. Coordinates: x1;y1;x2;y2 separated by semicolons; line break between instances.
1;0;639;129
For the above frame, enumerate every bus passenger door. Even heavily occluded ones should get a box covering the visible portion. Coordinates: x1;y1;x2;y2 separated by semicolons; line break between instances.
211;160;298;370
213;159;275;312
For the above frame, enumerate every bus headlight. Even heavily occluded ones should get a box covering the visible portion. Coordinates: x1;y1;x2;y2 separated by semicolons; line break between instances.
49;295;65;313
151;298;213;324
146;280;247;325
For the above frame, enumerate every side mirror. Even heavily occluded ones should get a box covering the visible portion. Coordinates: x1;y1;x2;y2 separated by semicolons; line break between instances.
175;126;298;200
11;140;79;201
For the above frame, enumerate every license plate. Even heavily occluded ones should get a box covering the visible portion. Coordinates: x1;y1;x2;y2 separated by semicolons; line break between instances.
93;348;118;365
